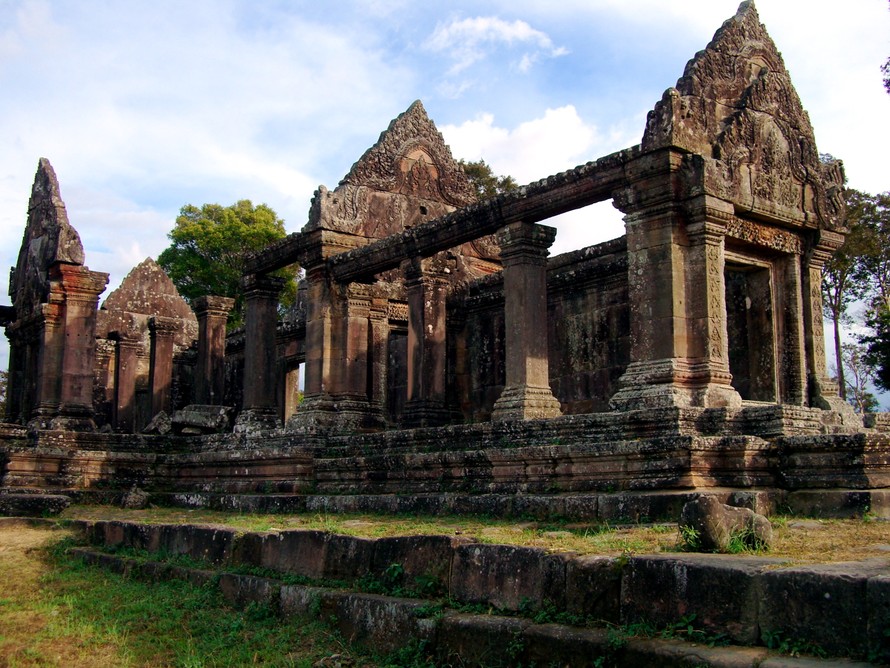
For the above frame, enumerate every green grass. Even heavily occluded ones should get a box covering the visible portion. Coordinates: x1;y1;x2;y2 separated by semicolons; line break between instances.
1;530;378;667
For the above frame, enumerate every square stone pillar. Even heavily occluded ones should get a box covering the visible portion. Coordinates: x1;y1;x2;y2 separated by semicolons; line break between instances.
52;263;109;430
288;269;380;431
491;221;562;422
234;273;285;433
802;231;858;421
610;185;741;410
193;295;235;405
32;301;64;425
148;315;179;417
110;331;139;432
402;255;451;428
368;298;390;418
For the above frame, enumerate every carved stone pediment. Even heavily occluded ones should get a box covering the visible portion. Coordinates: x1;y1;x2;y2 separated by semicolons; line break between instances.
10;158;86;319
642;1;844;230
303;100;499;263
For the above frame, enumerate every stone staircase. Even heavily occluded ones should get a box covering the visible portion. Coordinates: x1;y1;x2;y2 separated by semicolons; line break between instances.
45;518;889;666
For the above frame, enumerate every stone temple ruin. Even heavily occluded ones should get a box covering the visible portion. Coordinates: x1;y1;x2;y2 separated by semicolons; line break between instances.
1;2;888;521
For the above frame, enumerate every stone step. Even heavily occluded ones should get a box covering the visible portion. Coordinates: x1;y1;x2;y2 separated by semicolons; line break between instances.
0;492;71;517
64;518;890;662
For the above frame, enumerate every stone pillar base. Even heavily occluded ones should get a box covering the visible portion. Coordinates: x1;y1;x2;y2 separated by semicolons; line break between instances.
48;415;97;432
233;408;281;435
402;399;450;429
610;359;742;411
808;375;864;430
286;395;384;433
491;385;562;422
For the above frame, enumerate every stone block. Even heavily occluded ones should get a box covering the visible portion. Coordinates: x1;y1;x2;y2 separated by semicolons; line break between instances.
172;405;234;435
868;574;890;664
279;584;327;618
218;573;279;610
563;495;598;521
371;535;468;597
759;560;889;658
521;624;612;668
620;636;769;667
436;614;530;667
323;533;375;580
324;592;433;655
0;493;71;517
785;490;889;519
253;530;328;579
621;554;781;644
154;524;236;566
564;555;622;624
450;543;571;612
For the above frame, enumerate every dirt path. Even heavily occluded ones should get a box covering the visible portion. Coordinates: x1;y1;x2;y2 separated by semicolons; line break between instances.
0;521;126;667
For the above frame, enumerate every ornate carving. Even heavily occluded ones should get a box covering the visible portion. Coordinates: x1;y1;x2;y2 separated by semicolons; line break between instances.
387;303;409;322
641;2;842;230
705;241;725;362
340;101;475;207
725;217;802;254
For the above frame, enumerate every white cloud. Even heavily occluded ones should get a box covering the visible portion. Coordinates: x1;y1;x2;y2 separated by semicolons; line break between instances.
441;106;628;253
443;105;600;183
426;16;567;76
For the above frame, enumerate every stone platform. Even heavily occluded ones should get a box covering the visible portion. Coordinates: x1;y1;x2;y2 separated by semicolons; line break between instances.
1;405;889;521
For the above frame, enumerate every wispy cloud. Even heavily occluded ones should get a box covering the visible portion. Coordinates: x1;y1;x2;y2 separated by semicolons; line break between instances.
426;16;567;77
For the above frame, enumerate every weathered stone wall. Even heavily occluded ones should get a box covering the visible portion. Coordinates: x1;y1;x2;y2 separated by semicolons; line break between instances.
452;237;630;421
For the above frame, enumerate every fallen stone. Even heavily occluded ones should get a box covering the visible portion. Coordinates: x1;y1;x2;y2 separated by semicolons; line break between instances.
679;495;772;552
172;405;234;435
142;410;172;435
121;486;150;509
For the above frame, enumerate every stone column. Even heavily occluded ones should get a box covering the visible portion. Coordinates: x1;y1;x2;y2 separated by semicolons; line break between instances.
148;315;179;417
31;301;64;426
491;221;562;421
368;298;390;419
234;273;285;433
53;263;109;430
778;255;808;406
802;231;858;421
402;255;450;428
288;266;338;430
193;295;234;405
289;270;380;431
110;331;140;432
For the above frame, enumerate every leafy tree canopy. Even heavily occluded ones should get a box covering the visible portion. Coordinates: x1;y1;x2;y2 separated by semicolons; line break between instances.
459;159;518;200
158;200;298;328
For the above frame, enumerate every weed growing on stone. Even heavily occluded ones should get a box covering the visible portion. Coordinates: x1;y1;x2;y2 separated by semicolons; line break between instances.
678;524;701;551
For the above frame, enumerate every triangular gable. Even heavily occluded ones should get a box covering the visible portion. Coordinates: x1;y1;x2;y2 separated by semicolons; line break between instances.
642;1;844;229
10;158;86;318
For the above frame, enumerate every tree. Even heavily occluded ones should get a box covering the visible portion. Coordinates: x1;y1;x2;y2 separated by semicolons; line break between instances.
822;189;875;398
881;58;890;93
834;342;879;413
158;200;298;328
459;159;518;200
861;308;890;393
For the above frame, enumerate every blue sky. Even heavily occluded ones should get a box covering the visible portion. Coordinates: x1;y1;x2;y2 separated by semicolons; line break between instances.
2;0;889;385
